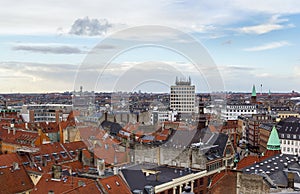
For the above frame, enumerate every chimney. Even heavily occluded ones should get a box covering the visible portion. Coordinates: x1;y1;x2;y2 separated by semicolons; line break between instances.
97;159;105;176
13;128;16;135
197;96;206;131
29;110;35;123
113;166;118;175
55;110;60;123
288;172;294;188
7;127;10;134
52;165;62;180
12;162;20;170
104;112;108;121
42;157;47;167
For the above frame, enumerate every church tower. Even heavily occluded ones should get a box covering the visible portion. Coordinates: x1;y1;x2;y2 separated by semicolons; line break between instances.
197;96;207;130
251;84;257;104
265;126;281;156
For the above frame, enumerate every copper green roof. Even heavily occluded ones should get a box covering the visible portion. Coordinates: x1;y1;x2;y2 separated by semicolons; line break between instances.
267;126;281;151
251;85;256;97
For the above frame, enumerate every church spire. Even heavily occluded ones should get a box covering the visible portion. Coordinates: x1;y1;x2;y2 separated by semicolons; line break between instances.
267;126;281;151
251;84;257;104
252;84;256;97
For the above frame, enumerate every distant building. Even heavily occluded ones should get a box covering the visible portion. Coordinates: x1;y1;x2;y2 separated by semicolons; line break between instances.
21;104;72;123
170;77;196;114
150;107;177;125
221;104;257;120
72;86;95;118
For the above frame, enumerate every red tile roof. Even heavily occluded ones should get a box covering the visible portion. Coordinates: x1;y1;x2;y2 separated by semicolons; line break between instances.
31;173;100;194
98;175;131;194
0;153;22;167
236;155;270;170
0;126;39;146
0;165;34;194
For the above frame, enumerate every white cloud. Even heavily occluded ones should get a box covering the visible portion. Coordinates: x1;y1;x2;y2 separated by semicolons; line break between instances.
0;0;299;35
238;15;295;35
244;41;290;51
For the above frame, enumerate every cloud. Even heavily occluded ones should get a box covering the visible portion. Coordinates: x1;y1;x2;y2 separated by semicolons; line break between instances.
69;17;112;36
12;45;83;54
0;61;78;92
244;41;290;51
238;15;295;35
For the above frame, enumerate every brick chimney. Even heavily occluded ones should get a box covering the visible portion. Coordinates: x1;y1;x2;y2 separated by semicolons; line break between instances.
55;110;60;123
29;110;35;123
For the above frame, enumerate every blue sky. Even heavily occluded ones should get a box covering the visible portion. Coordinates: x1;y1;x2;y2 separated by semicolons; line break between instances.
0;0;300;93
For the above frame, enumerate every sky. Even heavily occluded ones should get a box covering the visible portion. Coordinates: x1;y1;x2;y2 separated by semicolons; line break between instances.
0;0;300;93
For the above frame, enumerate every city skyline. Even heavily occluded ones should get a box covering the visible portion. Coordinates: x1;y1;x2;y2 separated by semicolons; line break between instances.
1;1;300;93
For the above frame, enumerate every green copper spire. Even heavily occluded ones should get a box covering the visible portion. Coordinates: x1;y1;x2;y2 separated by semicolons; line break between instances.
252;84;256;97
267;126;281;151
268;89;271;96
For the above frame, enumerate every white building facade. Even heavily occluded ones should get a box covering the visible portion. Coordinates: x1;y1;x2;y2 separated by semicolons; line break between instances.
221;104;257;120
170;77;196;114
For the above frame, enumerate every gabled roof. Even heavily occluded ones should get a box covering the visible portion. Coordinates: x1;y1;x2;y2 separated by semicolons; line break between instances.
0;165;34;194
0;127;39;146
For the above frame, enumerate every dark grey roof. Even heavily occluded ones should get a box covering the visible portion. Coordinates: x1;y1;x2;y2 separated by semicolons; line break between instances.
101;121;122;135
259;123;274;131
243;154;300;188
276;117;300;140
121;168;148;191
121;164;198;191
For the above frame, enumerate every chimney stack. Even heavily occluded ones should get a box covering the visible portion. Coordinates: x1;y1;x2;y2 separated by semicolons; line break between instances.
288;172;295;188
52;165;62;180
29;110;35;123
104;111;108;121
